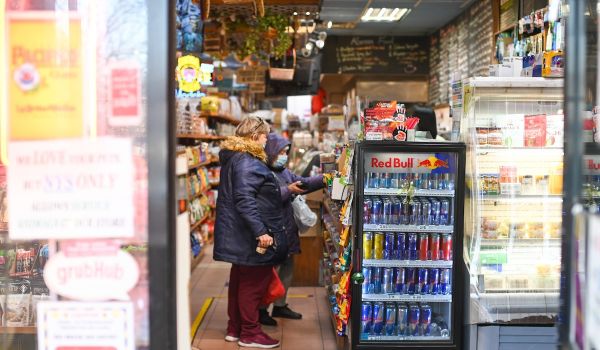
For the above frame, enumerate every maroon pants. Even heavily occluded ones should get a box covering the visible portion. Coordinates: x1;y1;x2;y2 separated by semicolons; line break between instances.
227;264;273;338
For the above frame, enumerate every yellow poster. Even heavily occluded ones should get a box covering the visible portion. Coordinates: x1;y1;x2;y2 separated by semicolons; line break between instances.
5;14;83;141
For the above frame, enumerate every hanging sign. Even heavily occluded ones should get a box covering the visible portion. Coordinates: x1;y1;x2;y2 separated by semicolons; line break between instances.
176;55;201;92
37;302;135;350
7;137;135;240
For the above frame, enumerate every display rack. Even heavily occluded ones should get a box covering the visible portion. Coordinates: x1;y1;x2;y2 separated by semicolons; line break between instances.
463;77;563;325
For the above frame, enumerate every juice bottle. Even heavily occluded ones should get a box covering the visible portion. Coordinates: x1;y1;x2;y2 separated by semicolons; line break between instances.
550;164;563;195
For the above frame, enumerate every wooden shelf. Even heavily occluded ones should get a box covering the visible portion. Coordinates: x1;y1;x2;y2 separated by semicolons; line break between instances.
188;189;209;201
0;326;37;334
202;112;241;126
190;212;210;232
177;134;227;141
188;158;217;170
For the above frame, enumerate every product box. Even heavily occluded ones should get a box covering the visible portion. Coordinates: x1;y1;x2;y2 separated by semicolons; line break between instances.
502;57;524;77
495;114;525;147
479;174;500;195
546;114;564;147
489;64;500;77
542;51;564;78
524;114;547;147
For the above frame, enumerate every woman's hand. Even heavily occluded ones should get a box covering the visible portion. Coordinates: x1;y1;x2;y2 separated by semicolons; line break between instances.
288;181;305;194
257;234;273;248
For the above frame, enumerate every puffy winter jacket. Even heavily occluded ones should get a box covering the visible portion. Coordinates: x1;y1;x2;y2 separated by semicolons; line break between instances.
265;133;324;254
213;136;288;266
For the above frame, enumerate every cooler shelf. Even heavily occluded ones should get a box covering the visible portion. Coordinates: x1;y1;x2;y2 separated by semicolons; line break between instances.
364;189;455;197
363;335;451;341
364;224;454;233
363;259;453;268
362;294;452;303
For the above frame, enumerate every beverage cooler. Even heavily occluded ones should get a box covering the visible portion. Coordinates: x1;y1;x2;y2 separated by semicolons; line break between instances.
351;141;466;350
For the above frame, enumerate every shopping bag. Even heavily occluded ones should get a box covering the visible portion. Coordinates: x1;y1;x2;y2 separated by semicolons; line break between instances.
292;195;317;233
261;267;285;305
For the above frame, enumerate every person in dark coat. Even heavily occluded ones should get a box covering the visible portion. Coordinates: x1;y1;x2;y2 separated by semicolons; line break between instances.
214;117;288;349
258;132;324;326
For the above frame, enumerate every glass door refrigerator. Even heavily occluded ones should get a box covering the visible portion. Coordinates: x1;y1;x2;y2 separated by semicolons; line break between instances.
351;141;467;350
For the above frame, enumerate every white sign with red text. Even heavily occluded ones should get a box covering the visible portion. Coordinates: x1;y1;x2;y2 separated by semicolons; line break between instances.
584;155;600;175
44;241;139;301
37;302;135;350
8;138;134;240
365;152;454;173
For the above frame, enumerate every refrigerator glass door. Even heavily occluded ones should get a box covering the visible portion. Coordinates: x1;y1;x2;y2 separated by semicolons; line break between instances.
359;150;459;343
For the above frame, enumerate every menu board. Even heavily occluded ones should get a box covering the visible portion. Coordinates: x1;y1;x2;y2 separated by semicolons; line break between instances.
322;36;429;75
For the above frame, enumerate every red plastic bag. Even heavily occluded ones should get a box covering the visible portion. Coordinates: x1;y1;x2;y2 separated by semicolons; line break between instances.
261;267;285;305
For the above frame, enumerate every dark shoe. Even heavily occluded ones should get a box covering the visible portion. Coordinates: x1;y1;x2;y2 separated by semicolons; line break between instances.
271;305;302;320
238;332;280;348
259;308;278;326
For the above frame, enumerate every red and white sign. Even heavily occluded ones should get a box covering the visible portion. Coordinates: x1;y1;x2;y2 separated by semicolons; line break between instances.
37;302;134;350
584;156;600;175
365;152;451;173
107;61;142;127
44;247;139;301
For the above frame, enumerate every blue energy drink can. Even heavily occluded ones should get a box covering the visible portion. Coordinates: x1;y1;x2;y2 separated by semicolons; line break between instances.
362;266;372;294
421;199;431;225
428;268;440;295
410;200;422;225
397;304;409;336
389;173;400;189
395;267;406;294
420;305;432;336
361;302;373;334
391;199;401;225
368;172;379;189
430;198;441;225
418;268;429;294
372;302;385;335
385;303;397;336
383;198;392;225
407;233;418;260
379;173;391;189
408;305;420;336
384;233;395;260
406;267;416;294
440;199;450;225
371;197;382;225
420;173;430;190
372;267;382;294
382;267;394;294
395;232;406;260
440;268;451;295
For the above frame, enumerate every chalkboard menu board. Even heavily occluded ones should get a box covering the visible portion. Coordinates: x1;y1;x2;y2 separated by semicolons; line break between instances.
322;36;429;75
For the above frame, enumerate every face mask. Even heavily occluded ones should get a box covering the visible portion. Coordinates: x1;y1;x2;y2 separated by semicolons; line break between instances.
274;154;288;168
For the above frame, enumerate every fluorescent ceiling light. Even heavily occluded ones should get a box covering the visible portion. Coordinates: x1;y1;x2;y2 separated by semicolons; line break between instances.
361;7;411;22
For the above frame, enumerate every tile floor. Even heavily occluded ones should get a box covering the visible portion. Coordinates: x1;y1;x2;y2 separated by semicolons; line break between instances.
189;245;340;350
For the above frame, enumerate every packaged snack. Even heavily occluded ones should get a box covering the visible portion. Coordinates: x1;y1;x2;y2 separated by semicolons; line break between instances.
524;114;547;147
5;279;31;327
495;114;525;147
546;114;564;147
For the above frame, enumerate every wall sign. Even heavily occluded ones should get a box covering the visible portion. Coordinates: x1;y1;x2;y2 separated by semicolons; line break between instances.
7;138;135;240
107;61;143;127
176;55;201;92
1;13;85;164
37;302;135;350
322;36;429;75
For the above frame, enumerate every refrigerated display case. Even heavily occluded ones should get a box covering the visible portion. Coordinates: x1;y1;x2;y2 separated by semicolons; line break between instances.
462;77;564;326
351;141;466;350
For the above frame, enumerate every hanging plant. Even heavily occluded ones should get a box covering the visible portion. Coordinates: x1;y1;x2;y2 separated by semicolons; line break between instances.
226;12;291;60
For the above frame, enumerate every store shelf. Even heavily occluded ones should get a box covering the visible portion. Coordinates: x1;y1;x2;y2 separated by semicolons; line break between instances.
363;224;454;233
326;294;339;335
363;259;453;268
364;189;455;197
177;134;228;141
476;147;563;154
479;238;561;247
363;335;451;341
190;212;210;232
479;194;563;203
188;159;216;170
0;326;37;334
201;112;241;125
467;77;564;89
188;189;208;201
362;294;452;303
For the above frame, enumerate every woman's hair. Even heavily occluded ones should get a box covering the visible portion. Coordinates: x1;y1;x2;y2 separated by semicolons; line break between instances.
235;116;270;139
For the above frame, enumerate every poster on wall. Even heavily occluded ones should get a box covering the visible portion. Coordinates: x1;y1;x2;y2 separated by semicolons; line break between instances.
7;138;135;240
1;13;84;165
37;302;135;350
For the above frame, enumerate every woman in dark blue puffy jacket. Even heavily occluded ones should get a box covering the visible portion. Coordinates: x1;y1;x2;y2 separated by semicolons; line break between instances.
259;133;324;326
214;117;288;349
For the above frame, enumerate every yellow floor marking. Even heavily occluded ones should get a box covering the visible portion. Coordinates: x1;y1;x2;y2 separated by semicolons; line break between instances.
190;297;214;341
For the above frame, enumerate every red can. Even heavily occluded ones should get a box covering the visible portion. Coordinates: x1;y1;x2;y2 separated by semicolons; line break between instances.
441;233;453;261
418;233;429;260
429;233;440;260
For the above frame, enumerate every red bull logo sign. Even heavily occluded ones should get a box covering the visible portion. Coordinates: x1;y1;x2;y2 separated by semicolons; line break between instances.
417;156;449;170
370;157;414;168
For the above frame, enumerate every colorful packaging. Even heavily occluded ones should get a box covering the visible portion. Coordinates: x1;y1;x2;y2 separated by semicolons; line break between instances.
495;114;525;147
385;303;397;336
524;114;547;147
546;114;564;147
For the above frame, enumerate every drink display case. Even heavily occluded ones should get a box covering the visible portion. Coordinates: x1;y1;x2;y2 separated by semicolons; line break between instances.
462;77;564;325
351;141;466;350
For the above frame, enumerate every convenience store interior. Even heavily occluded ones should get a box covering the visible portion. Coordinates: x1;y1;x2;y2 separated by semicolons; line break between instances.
0;0;598;349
